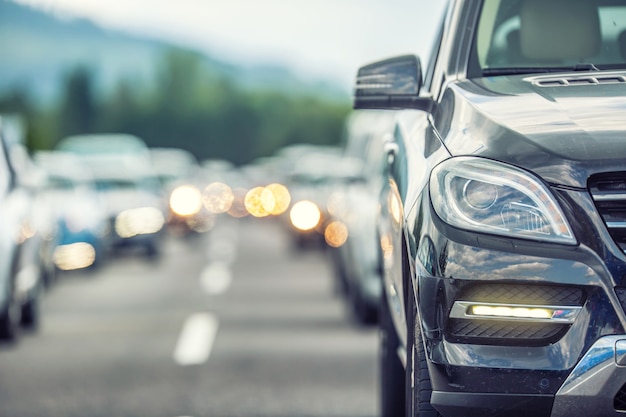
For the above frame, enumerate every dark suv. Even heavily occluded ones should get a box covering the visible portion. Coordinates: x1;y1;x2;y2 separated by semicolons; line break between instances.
353;0;626;416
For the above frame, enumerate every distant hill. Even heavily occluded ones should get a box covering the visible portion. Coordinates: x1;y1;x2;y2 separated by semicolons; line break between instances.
0;0;348;106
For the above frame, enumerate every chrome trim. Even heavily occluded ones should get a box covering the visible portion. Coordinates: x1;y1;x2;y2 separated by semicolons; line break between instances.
526;71;626;88
551;335;626;417
356;74;388;81
592;193;626;201
397;346;406;368
450;301;582;323
354;83;393;90
606;222;626;229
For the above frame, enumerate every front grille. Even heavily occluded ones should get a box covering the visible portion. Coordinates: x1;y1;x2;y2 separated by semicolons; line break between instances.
589;173;626;253
447;284;584;346
615;383;626;411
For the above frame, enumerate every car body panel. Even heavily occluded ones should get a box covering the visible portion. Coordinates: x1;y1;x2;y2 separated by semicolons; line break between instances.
441;77;626;187
354;0;626;415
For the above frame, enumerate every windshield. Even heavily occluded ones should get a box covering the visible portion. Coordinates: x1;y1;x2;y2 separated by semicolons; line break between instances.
471;0;626;76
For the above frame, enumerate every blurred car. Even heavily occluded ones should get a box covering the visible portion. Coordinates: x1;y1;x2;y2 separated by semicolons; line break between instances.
281;146;349;249
330;110;395;325
355;1;626;416
0;116;48;340
5;136;58;288
34;151;110;272
150;147;214;235
55;134;166;257
90;156;166;257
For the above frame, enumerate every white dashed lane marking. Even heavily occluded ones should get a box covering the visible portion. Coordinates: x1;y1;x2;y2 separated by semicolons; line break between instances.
174;313;219;366
201;222;238;295
200;261;232;294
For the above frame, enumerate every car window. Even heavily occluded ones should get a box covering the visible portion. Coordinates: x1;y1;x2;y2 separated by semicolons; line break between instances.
423;16;445;92
423;1;453;94
471;0;626;76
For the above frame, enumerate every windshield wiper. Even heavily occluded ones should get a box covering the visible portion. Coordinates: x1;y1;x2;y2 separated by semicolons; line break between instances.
484;63;600;77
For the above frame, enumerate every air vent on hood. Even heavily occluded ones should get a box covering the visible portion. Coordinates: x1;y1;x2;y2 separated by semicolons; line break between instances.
532;73;626;87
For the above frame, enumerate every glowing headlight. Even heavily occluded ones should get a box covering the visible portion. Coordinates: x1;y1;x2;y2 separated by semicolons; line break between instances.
471;305;552;319
430;157;575;244
290;200;321;231
115;207;165;238
450;301;581;323
170;185;203;216
53;242;96;271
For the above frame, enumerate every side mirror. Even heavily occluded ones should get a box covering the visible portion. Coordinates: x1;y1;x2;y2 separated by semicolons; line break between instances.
353;55;433;112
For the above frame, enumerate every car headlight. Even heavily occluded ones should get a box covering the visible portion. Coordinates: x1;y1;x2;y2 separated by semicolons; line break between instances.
170;184;203;216
115;207;165;238
430;157;576;244
289;200;321;231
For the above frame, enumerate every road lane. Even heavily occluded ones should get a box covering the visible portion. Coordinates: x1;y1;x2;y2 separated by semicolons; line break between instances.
0;216;378;417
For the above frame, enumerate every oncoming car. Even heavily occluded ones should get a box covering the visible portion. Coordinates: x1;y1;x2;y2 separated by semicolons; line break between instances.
353;0;626;416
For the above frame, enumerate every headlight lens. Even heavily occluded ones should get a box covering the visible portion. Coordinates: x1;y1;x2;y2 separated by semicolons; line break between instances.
290;200;321;231
115;207;165;238
170;185;203;216
430;157;575;244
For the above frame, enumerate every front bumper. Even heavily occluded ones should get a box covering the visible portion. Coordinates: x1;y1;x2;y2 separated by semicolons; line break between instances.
431;335;626;417
551;335;626;417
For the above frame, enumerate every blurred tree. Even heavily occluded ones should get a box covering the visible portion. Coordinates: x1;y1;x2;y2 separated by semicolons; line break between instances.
58;66;97;137
98;79;141;133
0;87;52;150
10;46;351;165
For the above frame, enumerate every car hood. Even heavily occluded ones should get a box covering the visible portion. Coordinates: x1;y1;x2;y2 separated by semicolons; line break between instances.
444;72;626;188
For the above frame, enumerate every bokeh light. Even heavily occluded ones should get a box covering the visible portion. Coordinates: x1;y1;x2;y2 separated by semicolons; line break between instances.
203;182;234;214
260;187;276;214
289;200;321;231
263;183;291;215
53;242;96;271
170;184;203;216
115;207;165;238
324;220;348;248
380;234;394;265
245;186;270;218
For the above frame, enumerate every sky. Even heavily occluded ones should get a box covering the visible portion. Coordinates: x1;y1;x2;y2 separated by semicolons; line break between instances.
12;0;447;90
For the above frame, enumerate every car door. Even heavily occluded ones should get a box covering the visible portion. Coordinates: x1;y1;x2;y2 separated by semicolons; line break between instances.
378;1;457;348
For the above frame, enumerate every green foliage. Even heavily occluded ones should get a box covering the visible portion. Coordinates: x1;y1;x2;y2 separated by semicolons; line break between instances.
0;46;351;165
59;66;96;136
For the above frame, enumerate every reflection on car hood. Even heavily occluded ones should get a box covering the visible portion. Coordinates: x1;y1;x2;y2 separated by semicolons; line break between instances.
445;72;626;188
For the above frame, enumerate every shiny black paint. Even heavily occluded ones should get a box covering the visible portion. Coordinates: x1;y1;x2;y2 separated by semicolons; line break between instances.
354;55;433;111
356;55;422;96
355;0;626;415
442;78;626;187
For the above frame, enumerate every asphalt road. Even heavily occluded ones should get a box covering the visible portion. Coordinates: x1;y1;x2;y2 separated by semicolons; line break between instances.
0;216;379;417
